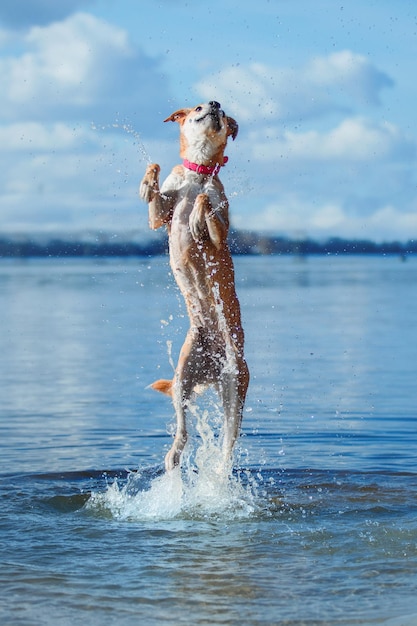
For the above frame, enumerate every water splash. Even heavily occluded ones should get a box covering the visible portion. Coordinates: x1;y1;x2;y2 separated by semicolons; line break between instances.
86;400;259;522
91;118;153;165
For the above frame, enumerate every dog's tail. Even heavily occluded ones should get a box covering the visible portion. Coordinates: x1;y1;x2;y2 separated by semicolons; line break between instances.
150;378;173;397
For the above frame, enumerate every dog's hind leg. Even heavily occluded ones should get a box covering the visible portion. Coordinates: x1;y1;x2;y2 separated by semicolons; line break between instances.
164;381;188;471
219;355;249;467
164;327;206;471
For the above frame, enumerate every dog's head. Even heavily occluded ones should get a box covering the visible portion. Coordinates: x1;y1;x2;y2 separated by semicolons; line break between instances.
164;101;238;166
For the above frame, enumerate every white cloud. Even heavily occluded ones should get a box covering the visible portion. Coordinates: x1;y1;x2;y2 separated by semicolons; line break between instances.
231;194;348;238
0;120;178;233
0;8;413;242
196;63;279;121
195;51;393;123
232;194;417;242
0;12;171;128
0;9;178;233
307;50;393;106
225;111;417;242
0;122;96;151
250;117;415;162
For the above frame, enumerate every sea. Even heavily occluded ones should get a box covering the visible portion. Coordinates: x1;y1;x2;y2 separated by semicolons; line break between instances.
1;253;417;626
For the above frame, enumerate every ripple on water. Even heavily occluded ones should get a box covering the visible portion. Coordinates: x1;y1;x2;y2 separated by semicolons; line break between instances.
3;466;417;625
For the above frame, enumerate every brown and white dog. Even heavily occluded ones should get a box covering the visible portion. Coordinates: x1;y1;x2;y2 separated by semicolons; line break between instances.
139;101;249;471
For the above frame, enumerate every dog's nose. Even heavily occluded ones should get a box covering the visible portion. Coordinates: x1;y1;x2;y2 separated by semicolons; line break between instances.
209;101;221;109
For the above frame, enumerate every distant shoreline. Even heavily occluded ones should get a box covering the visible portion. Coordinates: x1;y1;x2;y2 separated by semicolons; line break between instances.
0;231;415;258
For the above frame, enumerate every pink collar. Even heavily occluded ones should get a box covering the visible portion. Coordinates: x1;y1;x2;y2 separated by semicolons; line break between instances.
183;156;228;177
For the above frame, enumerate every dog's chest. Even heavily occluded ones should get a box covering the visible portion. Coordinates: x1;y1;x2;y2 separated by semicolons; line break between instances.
171;177;218;230
170;190;199;252
173;180;202;220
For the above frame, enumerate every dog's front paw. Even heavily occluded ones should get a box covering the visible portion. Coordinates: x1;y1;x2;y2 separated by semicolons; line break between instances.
189;193;210;241
189;206;206;242
139;163;160;203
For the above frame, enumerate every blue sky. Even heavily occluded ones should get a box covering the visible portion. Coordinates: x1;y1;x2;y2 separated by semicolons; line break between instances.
1;0;416;241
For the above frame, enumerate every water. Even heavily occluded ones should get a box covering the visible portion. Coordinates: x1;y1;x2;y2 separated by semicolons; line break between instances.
1;254;417;625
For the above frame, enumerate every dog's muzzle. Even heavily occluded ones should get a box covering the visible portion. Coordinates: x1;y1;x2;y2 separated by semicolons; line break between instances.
208;101;223;131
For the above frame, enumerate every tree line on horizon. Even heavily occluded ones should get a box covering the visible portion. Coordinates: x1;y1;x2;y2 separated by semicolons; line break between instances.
0;230;415;258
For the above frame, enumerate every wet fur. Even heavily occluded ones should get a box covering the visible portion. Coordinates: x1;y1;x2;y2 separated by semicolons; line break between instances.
139;101;249;471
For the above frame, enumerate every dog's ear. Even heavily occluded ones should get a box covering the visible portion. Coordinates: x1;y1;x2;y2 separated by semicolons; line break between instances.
226;117;238;141
164;109;191;125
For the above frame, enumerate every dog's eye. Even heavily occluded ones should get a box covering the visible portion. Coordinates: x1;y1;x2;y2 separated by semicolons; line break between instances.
195;106;202;112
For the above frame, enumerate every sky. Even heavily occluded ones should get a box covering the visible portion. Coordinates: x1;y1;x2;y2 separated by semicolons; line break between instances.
1;0;417;241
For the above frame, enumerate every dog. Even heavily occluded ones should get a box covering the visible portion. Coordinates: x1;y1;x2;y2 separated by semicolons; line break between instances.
139;101;249;471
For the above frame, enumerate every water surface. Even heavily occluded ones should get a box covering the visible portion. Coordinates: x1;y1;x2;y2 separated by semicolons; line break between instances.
1;255;417;625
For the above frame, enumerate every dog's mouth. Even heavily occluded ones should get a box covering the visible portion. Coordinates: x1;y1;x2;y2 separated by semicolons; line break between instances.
195;103;224;131
209;110;223;132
